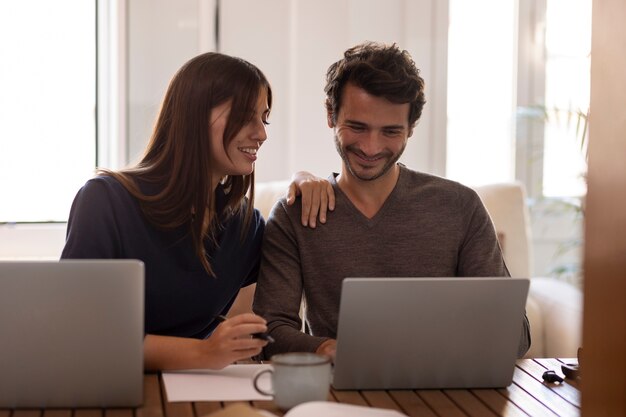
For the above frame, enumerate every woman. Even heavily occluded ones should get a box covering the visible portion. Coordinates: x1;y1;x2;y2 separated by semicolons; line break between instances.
61;52;333;370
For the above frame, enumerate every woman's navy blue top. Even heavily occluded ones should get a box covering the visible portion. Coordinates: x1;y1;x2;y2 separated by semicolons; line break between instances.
61;176;264;339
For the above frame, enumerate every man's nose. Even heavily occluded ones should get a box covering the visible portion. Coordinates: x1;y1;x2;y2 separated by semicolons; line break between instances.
359;131;384;155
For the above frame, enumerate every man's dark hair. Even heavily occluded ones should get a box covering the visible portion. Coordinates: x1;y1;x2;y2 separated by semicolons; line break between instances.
324;42;426;129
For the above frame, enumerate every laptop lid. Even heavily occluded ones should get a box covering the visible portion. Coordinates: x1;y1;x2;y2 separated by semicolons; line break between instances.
0;260;144;408
332;277;529;390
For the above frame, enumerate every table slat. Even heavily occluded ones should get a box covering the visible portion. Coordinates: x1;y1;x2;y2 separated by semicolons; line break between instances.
498;382;559;417
517;359;580;407
509;367;579;417
330;390;368;406
75;411;103;417
41;410;71;417
159;374;194;417
104;410;134;417
387;391;438;417
535;358;581;391
444;390;499;417
138;374;165;417
361;391;404;411
11;411;41;417
74;410;103;417
193;402;224;416
0;360;580;417
416;390;467;417
556;358;581;390
471;389;529;417
250;401;282;416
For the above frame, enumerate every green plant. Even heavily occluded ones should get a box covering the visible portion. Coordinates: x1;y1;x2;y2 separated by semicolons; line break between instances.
518;104;589;288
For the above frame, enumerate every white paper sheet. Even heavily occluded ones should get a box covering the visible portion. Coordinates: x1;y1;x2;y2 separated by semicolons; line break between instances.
200;402;408;417
286;402;408;417
162;364;273;402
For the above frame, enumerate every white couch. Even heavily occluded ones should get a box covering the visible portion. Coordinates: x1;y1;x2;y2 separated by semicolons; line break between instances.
471;182;582;358
236;180;583;358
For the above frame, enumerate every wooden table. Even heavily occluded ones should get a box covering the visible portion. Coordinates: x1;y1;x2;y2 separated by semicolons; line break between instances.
0;358;579;417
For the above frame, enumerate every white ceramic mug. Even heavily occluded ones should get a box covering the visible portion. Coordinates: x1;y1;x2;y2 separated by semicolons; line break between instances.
253;352;332;410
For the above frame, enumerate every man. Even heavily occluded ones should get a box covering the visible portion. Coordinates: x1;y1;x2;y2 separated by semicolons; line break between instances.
253;42;530;360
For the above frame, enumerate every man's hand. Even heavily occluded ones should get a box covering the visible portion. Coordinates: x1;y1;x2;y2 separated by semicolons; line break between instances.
315;339;337;362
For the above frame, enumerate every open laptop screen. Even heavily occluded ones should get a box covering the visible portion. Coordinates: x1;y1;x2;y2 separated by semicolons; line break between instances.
0;260;144;408
332;277;529;390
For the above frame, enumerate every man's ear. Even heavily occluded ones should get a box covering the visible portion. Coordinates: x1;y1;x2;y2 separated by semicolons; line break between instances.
408;127;414;138
327;111;335;128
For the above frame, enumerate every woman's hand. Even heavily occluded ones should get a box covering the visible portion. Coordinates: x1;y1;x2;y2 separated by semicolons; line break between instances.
287;171;335;228
143;313;269;371
201;313;269;369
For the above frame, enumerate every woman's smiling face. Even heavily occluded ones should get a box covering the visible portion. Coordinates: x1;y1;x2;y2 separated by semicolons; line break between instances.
209;88;270;184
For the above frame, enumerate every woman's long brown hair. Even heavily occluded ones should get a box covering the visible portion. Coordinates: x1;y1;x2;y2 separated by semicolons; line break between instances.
100;52;272;276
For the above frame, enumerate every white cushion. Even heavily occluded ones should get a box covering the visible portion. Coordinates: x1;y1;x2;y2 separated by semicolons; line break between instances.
254;180;290;219
474;182;533;278
529;277;583;358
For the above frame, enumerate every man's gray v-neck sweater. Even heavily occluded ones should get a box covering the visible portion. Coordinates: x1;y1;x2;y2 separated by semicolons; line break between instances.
253;165;531;358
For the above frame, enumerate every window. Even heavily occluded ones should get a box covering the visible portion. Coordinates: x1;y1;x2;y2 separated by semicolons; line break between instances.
447;0;591;199
0;1;96;223
447;0;517;186
541;0;591;197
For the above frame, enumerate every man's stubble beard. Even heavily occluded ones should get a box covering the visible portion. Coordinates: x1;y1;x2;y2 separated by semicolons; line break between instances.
334;134;406;182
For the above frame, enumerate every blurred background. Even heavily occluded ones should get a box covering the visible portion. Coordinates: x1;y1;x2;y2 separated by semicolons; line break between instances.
0;0;590;286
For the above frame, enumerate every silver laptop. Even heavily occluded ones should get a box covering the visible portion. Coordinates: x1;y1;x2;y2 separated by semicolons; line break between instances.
332;277;529;390
0;260;144;408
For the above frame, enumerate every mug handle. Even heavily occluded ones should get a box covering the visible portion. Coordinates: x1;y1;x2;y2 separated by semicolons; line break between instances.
253;369;274;396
